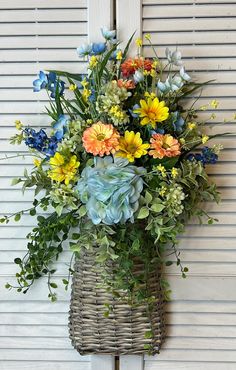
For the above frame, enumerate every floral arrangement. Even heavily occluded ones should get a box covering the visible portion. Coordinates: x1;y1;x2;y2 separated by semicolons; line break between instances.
3;29;224;307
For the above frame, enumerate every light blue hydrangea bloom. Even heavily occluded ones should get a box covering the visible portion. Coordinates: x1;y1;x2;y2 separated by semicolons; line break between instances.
76;156;146;225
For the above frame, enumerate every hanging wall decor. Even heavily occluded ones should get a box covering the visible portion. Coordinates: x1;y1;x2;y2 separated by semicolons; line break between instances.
2;29;225;355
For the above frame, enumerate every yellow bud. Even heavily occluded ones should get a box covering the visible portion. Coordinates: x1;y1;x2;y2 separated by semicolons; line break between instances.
144;33;151;41
200;105;208;111
187;122;196;130
202;135;209;144
210;113;216;120
15;120;23;130
159;186;167;197
171;167;179;179
116;51;123;61
135;38;142;48
210;99;219;109
69;84;77;91
179;138;185;145
150;69;156;78
89;55;98;68
33;158;41;167
81;79;89;88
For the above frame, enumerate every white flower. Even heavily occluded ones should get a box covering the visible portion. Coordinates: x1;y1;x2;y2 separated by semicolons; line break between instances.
180;67;191;81
165;47;182;66
134;70;144;83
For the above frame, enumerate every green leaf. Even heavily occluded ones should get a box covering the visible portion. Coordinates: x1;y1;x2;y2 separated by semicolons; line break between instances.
165;261;173;266
78;205;87;217
70;244;81;253
131;239;140;251
145;191;153;204
144;330;153;339
137;207;149;219
14;258;22;265
14;213;21;222
11;178;21;186
150;203;165;213
152;156;179;169
50;283;58;289
29;208;36;216
72;233;80;240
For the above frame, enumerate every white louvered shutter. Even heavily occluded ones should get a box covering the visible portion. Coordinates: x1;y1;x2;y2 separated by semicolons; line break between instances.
116;0;236;369
0;1;114;369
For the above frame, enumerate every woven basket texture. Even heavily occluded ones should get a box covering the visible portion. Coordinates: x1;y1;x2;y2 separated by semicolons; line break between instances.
69;249;165;355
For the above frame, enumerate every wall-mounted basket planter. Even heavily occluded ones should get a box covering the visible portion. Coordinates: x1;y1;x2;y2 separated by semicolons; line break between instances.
69;249;165;355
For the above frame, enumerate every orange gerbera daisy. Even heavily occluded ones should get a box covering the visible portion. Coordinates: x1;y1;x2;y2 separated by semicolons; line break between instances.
117;79;135;89
82;122;120;156
121;57;152;77
149;134;181;159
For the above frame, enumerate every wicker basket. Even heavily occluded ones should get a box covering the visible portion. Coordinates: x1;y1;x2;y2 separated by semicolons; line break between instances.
69;249;165;355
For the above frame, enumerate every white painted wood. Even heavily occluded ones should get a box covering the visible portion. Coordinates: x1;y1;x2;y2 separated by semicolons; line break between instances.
88;0;114;42
116;0;142;55
91;355;115;370
0;1;115;369
120;355;144;370
114;0;236;368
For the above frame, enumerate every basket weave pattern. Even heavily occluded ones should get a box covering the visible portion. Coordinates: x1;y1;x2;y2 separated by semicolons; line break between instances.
69;250;165;355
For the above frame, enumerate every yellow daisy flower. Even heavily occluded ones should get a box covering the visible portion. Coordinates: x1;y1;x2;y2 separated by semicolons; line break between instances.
134;97;169;128
116;131;150;162
48;152;80;185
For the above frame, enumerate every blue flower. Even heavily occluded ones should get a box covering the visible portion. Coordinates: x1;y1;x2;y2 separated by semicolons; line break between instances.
150;128;165;135
171;112;185;133
24;128;48;151
77;43;92;57
101;27;116;41
88;88;96;102
47;72;65;99
33;71;48;92
53;115;70;140
91;42;107;55
187;147;218;166
24;128;60;157
129;104;140;118
44;136;59;157
33;71;65;99
76;156;146;225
